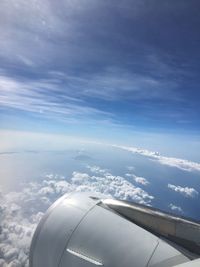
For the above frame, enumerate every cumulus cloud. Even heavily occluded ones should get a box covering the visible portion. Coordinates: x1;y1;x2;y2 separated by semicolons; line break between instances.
0;185;49;266
79;166;154;203
134;177;149;185
0;177;75;266
168;184;199;198
0;166;154;266
169;203;183;213
114;144;200;172
126;173;149;186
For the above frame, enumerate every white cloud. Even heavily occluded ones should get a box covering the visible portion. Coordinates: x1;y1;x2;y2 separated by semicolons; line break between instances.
0;167;154;266
71;171;90;183
0;259;6;266
75;67;177;101
0;0;177;124
0;0;177;101
0;0;183;131
134;176;149;185
156;156;200;173
168;184;199;198
125;173;149;186
0;177;72;266
81;166;154;203
87;165;109;175
0;74;112;123
114;144;200;172
169;203;183;213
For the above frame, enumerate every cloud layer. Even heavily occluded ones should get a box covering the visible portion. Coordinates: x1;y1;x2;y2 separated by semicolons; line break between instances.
114;145;200;172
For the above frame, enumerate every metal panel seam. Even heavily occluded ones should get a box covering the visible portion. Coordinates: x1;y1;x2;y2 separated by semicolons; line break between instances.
146;240;159;267
58;201;101;267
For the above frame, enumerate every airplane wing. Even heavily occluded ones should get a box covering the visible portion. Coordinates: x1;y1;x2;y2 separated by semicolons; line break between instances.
29;192;200;267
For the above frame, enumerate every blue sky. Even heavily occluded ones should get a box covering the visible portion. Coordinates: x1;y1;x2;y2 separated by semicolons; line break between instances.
0;0;200;157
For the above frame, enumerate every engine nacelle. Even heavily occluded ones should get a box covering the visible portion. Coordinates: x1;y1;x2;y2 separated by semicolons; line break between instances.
30;192;199;267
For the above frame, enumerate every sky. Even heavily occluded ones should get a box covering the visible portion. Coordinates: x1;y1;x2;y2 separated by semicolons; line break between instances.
1;3;200;263
1;0;200;158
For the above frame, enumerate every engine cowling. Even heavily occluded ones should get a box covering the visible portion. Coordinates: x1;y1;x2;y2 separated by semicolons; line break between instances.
29;192;193;267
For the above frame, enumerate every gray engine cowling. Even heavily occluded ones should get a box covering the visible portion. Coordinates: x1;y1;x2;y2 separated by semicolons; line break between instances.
29;192;193;267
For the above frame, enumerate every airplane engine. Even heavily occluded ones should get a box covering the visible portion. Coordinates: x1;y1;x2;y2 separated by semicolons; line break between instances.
29;192;200;267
